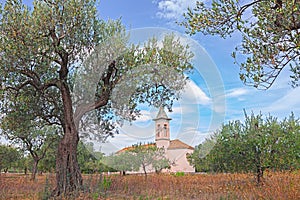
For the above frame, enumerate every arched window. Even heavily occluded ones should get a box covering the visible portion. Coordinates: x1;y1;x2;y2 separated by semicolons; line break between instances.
157;124;160;137
163;124;167;136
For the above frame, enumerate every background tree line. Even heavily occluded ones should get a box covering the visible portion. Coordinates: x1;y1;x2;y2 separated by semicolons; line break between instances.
189;112;300;183
0;140;170;178
0;141;115;176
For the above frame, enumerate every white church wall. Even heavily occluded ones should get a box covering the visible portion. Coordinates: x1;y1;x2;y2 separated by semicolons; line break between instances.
166;148;195;173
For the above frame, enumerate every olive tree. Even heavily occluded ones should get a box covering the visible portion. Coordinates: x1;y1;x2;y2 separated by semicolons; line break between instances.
1;106;59;180
104;143;170;176
0;144;21;173
0;0;193;196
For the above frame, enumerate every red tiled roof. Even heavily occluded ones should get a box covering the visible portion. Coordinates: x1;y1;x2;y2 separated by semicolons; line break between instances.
116;143;155;154
168;139;194;150
117;139;194;153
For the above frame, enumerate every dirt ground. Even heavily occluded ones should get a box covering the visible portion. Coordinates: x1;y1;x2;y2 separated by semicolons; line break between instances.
0;171;299;199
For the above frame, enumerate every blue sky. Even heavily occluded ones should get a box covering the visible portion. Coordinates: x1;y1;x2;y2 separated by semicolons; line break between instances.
1;0;299;154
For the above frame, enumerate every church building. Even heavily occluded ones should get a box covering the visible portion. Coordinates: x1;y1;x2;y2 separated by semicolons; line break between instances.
118;106;195;173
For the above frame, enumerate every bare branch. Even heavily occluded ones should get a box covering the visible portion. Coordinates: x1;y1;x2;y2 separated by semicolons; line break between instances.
238;0;265;16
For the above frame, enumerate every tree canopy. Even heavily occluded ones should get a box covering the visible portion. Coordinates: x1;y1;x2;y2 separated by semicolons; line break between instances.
0;144;21;173
182;0;300;89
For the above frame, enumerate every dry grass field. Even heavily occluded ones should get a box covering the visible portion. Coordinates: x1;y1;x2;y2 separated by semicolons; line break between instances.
0;171;299;200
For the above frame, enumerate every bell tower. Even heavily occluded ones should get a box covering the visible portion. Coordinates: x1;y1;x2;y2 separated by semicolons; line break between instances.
153;106;171;149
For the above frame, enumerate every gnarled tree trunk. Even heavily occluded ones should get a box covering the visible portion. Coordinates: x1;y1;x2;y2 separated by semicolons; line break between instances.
54;127;82;196
52;66;83;197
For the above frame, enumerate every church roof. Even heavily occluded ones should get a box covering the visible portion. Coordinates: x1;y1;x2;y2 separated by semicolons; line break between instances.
168;139;194;150
117;139;194;154
153;106;171;120
116;143;155;154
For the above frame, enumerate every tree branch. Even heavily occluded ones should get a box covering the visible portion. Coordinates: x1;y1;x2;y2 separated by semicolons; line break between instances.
73;61;118;124
238;0;265;16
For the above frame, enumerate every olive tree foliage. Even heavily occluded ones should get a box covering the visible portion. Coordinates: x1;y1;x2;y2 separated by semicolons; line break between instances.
0;144;21;173
182;0;300;89
0;0;193;196
38;138;58;173
18;155;33;174
189;112;300;183
104;144;170;175
104;151;139;174
74;34;193;141
128;144;170;176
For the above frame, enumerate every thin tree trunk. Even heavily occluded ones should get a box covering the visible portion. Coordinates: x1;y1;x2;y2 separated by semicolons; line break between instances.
142;164;147;177
120;171;126;176
255;149;263;185
256;164;264;185
31;158;39;181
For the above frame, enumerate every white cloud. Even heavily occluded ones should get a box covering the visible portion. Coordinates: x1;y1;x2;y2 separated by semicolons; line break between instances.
154;0;198;20
226;88;249;98
263;87;300;115
182;80;211;105
97;123;155;155
135;110;153;122
212;96;226;114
